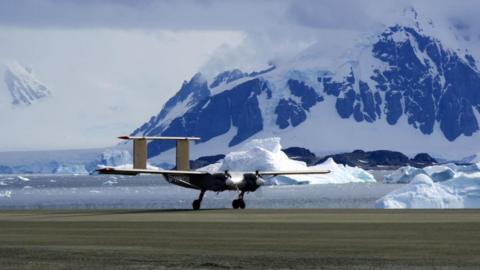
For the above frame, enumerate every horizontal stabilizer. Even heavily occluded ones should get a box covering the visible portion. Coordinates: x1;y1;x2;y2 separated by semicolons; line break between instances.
118;136;201;141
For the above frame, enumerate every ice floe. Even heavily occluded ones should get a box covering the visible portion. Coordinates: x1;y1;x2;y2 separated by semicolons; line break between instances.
17;176;30;181
376;172;480;208
0;190;12;198
384;163;479;183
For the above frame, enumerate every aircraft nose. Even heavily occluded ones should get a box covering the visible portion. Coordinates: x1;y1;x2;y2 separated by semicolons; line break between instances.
225;177;235;187
225;175;244;188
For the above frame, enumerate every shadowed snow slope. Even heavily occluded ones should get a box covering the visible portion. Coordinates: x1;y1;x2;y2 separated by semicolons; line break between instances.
376;173;480;208
199;137;375;185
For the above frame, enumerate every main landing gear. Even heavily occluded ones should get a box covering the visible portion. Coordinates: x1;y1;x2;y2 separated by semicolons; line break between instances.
232;191;246;209
192;190;247;210
192;189;205;210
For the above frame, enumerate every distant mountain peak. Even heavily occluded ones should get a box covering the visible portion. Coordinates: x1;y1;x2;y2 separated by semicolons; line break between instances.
393;6;436;35
402;6;419;24
3;61;52;106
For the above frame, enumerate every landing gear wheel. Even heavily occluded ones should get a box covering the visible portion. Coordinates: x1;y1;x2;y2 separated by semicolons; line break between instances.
232;199;245;209
192;190;206;211
239;199;246;209
232;199;240;209
192;199;201;210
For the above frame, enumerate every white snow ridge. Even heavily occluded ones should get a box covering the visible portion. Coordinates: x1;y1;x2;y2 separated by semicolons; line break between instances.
199;137;376;185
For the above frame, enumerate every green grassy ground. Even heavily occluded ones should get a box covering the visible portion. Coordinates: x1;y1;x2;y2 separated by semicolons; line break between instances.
0;209;479;269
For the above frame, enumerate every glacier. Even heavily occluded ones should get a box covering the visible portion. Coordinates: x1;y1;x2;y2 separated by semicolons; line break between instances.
0;148;134;175
199;137;376;185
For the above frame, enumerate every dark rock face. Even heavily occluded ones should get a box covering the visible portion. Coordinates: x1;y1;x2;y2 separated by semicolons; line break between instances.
411;153;437;167
275;80;324;129
283;146;438;169
138;77;270;158
374;26;480;140
367;150;411;166
282;147;318;165
316;149;436;169
321;25;480;141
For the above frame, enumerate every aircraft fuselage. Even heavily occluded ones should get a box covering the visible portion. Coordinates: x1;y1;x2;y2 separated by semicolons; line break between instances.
164;172;262;192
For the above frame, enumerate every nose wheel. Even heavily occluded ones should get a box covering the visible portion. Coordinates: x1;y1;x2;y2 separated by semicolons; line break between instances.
192;189;206;210
232;191;246;209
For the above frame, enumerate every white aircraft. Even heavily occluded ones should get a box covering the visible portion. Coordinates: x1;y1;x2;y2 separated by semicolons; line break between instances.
98;136;330;210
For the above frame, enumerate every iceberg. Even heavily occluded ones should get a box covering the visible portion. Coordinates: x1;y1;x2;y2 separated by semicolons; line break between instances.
199;137;376;185
54;164;89;175
384;163;479;183
96;149;132;167
0;190;12;198
89;149;161;173
376;173;480;208
384;166;424;183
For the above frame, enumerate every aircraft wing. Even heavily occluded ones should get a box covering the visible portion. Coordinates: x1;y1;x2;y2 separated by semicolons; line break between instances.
96;167;209;176
256;170;330;177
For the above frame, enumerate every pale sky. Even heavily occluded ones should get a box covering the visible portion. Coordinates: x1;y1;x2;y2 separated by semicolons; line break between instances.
0;0;478;151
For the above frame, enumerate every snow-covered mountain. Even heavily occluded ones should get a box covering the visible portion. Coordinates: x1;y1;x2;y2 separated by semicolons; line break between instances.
132;10;480;161
3;61;52;106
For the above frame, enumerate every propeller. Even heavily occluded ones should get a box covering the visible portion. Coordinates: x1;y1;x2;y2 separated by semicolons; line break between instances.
255;170;266;186
225;170;235;187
